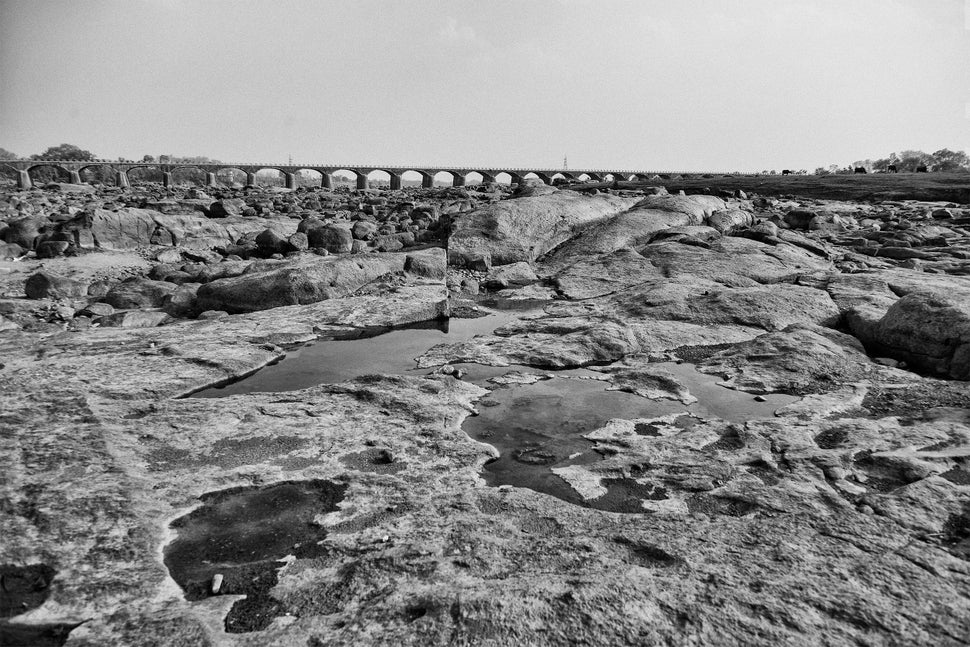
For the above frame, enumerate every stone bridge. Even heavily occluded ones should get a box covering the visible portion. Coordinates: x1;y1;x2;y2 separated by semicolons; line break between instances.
1;159;739;190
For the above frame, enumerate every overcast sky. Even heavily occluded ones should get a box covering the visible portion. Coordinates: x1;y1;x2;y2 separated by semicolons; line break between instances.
1;0;968;171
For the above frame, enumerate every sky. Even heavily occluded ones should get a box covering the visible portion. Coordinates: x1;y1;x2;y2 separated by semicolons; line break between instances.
1;0;968;172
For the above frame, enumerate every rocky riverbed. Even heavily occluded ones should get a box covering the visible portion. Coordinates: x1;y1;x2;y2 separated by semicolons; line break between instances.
2;178;969;645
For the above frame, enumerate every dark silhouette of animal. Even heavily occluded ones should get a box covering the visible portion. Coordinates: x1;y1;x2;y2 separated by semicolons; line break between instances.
854;167;867;174
887;164;897;173
782;169;792;175
916;165;928;173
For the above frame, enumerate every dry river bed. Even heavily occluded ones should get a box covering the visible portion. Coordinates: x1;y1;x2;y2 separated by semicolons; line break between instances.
2;185;970;646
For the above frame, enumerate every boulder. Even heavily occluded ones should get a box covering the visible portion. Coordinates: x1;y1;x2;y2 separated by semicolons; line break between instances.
163;284;201;318
484;262;539;289
0;242;25;259
2;215;45;248
194;252;412;313
155;248;182;264
404;249;446;280
255;228;290;256
783;209;817;230
697;324;871;394
287;232;309;252
708;209;754;234
352;220;379;240
24;271;89;300
35;240;71;258
78;302;114;318
866;291;970;379
374;234;404;252
307;224;353;253
103;278;178;309
448;191;641;269
207;198;246;218
96;310;171;328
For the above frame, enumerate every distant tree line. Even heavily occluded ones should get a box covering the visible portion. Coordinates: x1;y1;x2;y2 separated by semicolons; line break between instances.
816;149;969;175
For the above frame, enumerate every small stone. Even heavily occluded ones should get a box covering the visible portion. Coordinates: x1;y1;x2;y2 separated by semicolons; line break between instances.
753;395;767;402
211;573;223;594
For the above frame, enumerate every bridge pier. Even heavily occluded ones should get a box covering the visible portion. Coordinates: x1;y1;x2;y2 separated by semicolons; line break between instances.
246;172;257;188
421;173;433;189
452;174;465;187
285;172;297;190
389;173;401;190
479;172;495;184
321;173;332;189
356;174;369;190
205;172;217;187
162;172;173;187
115;171;130;188
68;170;82;184
17;170;32;190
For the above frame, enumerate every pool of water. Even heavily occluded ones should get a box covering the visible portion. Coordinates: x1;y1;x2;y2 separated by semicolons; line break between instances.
193;309;522;397
463;368;797;513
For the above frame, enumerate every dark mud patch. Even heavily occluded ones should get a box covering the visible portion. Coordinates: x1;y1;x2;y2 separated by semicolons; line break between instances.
686;494;757;517
670;343;736;363
0;621;81;647
942;504;970;561
851;450;915;492
862;382;970;421
340;448;405;474
613;536;685;568
595;479;670;513
814;427;850;449
1;564;56;618
0;564;78;647
940;468;970;486
164;480;346;633
635;415;695;436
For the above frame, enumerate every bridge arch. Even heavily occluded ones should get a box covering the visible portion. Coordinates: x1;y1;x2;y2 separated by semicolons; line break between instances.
293;168;324;188
127;165;164;184
464;171;485;185
329;169;358;188
214;167;247;187
432;170;461;187
366;169;393;189
493;172;515;185
169;166;206;186
27;163;71;184
400;170;425;187
253;167;287;187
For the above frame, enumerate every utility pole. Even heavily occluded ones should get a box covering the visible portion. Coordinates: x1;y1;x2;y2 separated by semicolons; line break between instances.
563;154;568;170
288;154;293;165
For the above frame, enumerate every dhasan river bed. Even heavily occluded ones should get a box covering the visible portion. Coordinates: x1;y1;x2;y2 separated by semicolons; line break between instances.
5;179;970;645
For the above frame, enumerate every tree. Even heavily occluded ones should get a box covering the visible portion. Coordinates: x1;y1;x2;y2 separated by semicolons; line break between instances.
895;150;933;172
31;143;95;161
0;147;18;160
930;149;970;172
142;154;156;163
